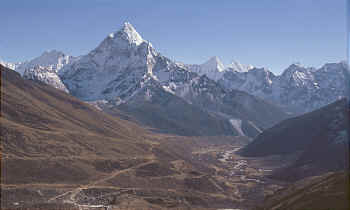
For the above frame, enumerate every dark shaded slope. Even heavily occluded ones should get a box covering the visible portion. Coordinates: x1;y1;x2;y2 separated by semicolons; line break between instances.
240;99;349;180
99;78;241;137
241;99;348;156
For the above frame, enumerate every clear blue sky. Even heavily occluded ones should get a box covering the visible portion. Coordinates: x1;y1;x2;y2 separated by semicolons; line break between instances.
0;0;347;74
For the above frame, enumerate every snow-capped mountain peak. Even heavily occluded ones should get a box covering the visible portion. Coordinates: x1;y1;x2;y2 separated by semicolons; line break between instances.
14;50;75;75
101;22;145;52
116;22;144;46
227;60;254;72
184;58;255;81
60;22;191;101
37;50;72;71
82;22;157;72
0;60;17;70
219;61;349;114
82;22;157;68
280;63;315;85
183;56;226;81
202;56;225;72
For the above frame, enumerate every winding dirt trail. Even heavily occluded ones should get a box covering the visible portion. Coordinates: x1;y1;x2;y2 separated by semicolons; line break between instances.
48;160;155;204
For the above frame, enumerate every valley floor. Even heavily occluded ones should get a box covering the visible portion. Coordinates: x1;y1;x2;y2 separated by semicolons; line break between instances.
1;137;300;210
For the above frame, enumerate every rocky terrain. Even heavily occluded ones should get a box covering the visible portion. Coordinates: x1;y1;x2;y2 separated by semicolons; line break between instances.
23;65;69;93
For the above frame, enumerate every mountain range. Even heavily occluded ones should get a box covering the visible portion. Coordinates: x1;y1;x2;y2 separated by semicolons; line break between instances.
219;62;350;114
4;23;349;118
2;22;349;137
5;22;290;137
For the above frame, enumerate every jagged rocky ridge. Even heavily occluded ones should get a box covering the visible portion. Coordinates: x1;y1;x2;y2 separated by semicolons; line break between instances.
176;55;349;115
16;50;76;75
218;63;350;114
4;50;76;93
23;65;69;93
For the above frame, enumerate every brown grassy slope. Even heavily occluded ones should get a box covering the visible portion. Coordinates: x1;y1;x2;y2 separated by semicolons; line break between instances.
1;65;156;184
257;171;349;210
1;65;246;210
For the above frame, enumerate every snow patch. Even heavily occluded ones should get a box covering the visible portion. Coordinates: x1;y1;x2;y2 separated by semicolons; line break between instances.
229;118;244;136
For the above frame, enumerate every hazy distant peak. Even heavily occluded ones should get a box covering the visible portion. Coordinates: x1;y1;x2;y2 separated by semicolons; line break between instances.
202;56;225;72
